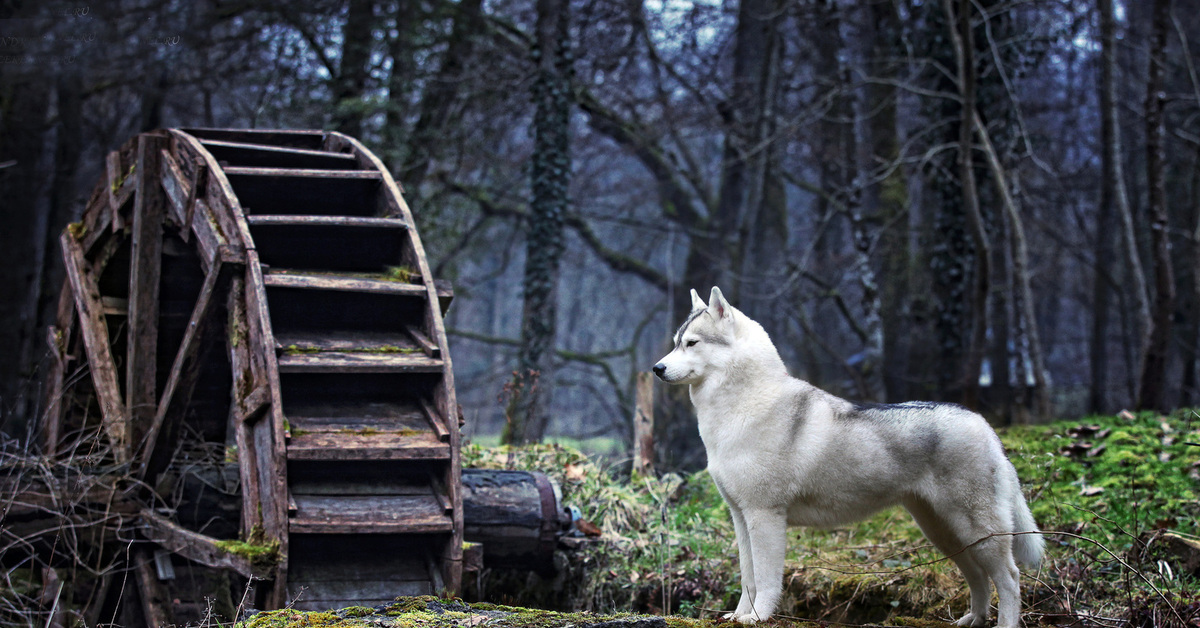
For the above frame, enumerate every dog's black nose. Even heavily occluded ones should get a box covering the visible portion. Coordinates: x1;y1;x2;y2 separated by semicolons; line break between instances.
652;363;666;377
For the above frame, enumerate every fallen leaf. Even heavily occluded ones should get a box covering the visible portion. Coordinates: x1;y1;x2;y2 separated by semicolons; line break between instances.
564;464;587;483
576;518;602;537
1119;410;1136;421
1080;485;1104;497
1059;442;1093;457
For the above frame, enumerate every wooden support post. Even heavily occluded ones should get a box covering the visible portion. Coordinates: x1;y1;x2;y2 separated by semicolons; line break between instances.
227;276;263;538
243;251;290;609
633;372;655;477
133;548;174;628
61;231;130;461
128;134;167;461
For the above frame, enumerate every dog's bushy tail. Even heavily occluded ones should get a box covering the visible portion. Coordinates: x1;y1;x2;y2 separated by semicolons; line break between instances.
1011;492;1045;567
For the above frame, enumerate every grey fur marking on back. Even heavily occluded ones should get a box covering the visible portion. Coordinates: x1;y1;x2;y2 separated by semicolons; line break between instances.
848;400;965;422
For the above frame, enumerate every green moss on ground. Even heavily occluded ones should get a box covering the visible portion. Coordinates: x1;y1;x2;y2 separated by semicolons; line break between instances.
241;597;751;628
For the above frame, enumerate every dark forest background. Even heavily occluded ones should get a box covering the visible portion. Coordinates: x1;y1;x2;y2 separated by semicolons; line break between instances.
2;0;1198;469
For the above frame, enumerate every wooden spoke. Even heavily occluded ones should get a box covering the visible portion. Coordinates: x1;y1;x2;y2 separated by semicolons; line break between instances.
60;231;130;461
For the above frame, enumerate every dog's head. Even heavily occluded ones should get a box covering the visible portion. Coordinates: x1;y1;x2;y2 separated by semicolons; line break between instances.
652;287;739;385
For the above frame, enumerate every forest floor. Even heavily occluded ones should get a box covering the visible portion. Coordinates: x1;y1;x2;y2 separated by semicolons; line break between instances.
463;409;1200;626
238;596;951;628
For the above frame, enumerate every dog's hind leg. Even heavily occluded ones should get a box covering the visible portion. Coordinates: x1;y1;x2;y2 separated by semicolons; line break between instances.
903;499;992;627
737;507;788;625
725;504;756;621
967;536;1021;628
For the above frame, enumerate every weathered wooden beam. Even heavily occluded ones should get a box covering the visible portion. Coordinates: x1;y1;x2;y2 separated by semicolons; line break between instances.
140;510;271;580
128;134;168;459
227;276;263;538
169;130;254;249
159;142;223;272
40;281;77;457
420;398;450;443
138;247;240;481
239;383;271;424
633;372;655;477
61;231;130;461
183;162;208;243
407;325;440;359
158;148;188;227
106;150;135;232
244;252;290;609
134;547;174;628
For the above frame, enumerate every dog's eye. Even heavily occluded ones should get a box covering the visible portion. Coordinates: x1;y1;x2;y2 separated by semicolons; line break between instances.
686;339;699;347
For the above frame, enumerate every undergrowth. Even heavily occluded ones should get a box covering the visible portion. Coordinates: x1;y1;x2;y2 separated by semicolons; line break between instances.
464;409;1200;626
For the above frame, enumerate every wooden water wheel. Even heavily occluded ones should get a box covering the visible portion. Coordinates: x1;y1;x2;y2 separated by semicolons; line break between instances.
38;128;462;618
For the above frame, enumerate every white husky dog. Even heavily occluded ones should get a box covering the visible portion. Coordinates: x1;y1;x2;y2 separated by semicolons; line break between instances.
653;288;1044;628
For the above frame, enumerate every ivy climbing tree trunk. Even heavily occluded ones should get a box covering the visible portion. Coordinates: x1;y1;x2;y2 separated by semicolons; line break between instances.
505;0;571;445
944;0;991;410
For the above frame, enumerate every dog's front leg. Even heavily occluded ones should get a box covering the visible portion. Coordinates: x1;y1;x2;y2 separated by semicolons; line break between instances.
736;507;787;624
724;504;755;621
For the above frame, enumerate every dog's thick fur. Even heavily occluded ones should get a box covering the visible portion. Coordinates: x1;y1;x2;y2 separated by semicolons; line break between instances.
653;288;1044;628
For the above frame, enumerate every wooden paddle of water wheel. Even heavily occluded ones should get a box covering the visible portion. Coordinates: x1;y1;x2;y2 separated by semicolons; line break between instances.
38;128;463;618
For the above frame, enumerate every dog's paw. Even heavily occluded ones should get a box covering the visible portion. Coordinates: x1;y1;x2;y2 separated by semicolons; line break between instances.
954;612;987;627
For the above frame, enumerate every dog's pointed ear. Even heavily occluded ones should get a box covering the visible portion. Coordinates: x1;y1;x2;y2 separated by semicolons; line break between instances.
690;289;706;311
709;286;731;320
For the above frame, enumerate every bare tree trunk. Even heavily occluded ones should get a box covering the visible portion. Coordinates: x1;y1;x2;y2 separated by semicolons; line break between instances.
1098;0;1152;408
810;0;883;401
1137;0;1175;412
716;0;783;303
735;0;786;334
20;71;84;426
968;119;1050;420
505;0;571;444
866;0;911;403
384;3;419;165
400;0;483;190
944;0;991;410
1090;0;1118;412
333;0;375;138
1182;144;1200;406
0;68;50;437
